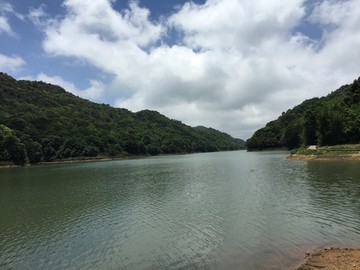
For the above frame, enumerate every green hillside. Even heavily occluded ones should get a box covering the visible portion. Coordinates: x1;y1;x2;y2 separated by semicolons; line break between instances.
0;73;245;165
246;77;360;150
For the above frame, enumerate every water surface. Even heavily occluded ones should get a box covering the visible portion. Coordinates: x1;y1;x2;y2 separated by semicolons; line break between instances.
1;151;360;269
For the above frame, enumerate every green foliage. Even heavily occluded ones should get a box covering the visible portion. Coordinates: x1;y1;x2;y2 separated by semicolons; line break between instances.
302;109;318;146
0;124;27;165
0;73;245;164
316;105;345;146
292;144;360;157
246;77;360;150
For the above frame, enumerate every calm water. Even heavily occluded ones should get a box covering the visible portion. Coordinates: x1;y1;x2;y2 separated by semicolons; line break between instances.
1;151;360;270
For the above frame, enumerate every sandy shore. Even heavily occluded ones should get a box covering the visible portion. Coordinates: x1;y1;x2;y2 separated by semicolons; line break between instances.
295;248;360;270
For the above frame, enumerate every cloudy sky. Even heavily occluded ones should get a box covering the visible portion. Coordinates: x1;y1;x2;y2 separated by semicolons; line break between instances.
1;0;360;139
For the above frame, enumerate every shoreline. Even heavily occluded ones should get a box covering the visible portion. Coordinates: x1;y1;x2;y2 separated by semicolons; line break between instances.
287;153;360;161
288;144;360;161
0;151;219;168
295;247;360;270
0;155;149;169
0;150;246;169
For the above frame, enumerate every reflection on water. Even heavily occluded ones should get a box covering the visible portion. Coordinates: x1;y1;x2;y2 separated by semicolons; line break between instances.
1;152;360;269
304;161;360;247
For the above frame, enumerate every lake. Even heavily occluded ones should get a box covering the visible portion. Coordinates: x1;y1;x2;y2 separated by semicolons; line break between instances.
1;151;360;269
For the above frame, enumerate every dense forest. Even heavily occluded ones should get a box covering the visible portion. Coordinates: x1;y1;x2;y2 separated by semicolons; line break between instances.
0;73;245;165
246;77;360;150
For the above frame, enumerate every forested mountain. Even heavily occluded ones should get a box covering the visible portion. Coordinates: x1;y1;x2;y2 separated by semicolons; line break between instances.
0;73;245;165
246;77;360;150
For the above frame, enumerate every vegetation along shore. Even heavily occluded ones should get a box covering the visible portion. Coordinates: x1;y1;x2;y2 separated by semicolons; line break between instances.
0;73;245;166
246;77;360;151
288;144;360;160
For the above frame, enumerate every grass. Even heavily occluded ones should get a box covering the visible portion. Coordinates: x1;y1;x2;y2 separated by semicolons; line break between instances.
291;144;360;157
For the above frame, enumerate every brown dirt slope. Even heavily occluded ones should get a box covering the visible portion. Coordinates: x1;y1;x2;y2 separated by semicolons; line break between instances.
296;248;360;270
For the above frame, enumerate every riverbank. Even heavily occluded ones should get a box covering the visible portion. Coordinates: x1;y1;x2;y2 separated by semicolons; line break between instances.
295;247;360;269
288;144;360;160
0;151;215;168
288;153;360;160
0;164;22;169
0;155;149;168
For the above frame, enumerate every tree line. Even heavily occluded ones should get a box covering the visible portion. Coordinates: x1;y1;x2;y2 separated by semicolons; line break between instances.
0;73;245;165
246;78;360;150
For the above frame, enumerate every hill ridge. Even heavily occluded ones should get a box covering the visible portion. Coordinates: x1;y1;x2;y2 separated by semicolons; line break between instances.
246;77;360;150
0;72;245;165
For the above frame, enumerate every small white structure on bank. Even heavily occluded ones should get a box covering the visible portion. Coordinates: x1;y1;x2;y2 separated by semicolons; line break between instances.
307;145;317;150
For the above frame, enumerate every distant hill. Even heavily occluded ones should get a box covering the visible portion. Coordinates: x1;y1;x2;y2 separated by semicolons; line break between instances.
246;77;360;150
0;73;245;165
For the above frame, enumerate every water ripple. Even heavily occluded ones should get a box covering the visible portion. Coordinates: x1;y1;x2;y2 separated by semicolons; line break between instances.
1;152;360;269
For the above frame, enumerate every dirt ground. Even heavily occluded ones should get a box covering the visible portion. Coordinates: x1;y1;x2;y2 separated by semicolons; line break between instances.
295;248;360;270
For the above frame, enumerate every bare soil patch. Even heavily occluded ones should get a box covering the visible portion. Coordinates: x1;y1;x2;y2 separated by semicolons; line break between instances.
295;248;360;270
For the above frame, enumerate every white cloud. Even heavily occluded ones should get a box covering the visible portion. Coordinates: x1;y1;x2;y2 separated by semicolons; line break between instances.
0;1;23;18
0;2;14;36
0;2;23;36
44;0;164;51
28;5;47;26
310;0;360;75
28;73;105;101
36;0;360;139
0;16;12;35
309;0;353;26
168;0;305;50
0;53;25;72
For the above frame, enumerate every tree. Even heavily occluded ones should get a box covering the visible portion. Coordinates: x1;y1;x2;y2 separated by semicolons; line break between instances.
302;110;318;146
282;120;301;149
343;108;360;143
0;125;27;165
0;73;245;164
317;106;345;146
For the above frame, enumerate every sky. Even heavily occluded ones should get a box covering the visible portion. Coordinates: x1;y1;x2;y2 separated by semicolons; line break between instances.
1;0;360;140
